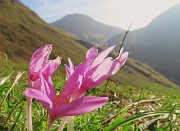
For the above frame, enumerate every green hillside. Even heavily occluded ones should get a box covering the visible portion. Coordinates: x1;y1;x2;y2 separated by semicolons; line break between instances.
0;0;87;64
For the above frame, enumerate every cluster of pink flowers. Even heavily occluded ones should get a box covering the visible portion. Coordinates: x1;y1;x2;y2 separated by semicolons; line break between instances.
25;44;128;130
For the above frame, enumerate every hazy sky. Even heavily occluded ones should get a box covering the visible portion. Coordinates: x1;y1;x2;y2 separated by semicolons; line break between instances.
22;0;180;30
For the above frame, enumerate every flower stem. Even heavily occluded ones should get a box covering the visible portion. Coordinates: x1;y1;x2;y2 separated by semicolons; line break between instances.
67;116;74;131
57;117;68;131
47;117;53;131
26;97;33;131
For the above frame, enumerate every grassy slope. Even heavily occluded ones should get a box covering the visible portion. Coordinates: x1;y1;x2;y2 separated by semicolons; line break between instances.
0;1;87;64
0;1;179;90
0;67;179;130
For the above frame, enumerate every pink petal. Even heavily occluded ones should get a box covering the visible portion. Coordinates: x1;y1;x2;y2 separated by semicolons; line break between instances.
30;58;44;73
37;74;56;103
43;56;61;75
74;63;86;76
39;73;46;94
64;64;70;79
30;44;52;63
25;88;53;109
64;58;75;79
111;52;129;75
68;58;75;75
85;46;98;66
43;76;56;102
29;74;47;94
81;57;113;90
91;57;113;81
74;57;113;96
28;77;41;90
92;52;128;86
56;73;83;108
118;47;124;57
86;46;98;59
91;45;115;68
30;44;52;72
54;96;108;118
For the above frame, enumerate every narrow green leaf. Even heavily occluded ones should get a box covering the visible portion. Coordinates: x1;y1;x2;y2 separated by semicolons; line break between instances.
111;107;130;124
123;123;132;131
10;106;22;131
104;112;174;131
118;41;123;45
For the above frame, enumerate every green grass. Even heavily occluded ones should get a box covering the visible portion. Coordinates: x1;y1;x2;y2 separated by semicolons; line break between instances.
0;60;179;131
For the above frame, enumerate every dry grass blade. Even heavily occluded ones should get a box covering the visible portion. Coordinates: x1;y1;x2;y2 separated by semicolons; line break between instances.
0;76;10;86
0;71;14;86
118;23;132;54
102;97;165;125
0;71;24;113
105;23;132;91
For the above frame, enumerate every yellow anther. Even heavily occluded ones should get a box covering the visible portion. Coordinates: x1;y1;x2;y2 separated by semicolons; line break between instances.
53;93;71;107
119;58;125;63
53;94;62;106
64;98;70;104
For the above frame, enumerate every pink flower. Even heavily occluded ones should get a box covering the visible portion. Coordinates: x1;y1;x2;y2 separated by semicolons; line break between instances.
25;45;108;124
28;44;61;102
65;45;128;99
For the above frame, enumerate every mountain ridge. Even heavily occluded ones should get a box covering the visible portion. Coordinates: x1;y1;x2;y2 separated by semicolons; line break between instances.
51;13;125;44
107;4;180;85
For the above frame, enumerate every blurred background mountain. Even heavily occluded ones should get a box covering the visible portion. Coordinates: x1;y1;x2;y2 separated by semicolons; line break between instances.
51;13;125;44
106;4;180;85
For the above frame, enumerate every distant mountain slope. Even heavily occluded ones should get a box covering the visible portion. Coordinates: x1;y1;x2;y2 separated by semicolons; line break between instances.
95;45;178;89
0;0;87;64
107;4;180;85
0;0;178;89
106;28;144;51
51;13;125;44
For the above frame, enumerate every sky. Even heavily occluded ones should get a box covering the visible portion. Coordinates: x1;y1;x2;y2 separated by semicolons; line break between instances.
21;0;180;30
